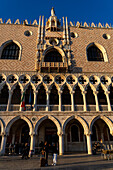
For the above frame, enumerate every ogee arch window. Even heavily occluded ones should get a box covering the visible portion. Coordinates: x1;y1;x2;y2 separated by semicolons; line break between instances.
44;49;62;62
87;44;104;61
1;42;20;60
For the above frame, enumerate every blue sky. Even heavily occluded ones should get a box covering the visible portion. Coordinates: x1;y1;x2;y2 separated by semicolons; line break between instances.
0;0;113;26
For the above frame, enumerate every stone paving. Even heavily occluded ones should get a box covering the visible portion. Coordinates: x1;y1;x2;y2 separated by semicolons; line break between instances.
0;153;113;170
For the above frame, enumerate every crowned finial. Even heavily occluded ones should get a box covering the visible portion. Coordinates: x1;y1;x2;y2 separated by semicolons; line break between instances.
51;7;55;16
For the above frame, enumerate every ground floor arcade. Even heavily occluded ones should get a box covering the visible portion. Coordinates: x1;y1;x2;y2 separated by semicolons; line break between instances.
0;114;113;155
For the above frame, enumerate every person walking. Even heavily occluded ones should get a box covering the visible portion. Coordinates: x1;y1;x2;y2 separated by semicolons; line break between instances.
43;141;49;166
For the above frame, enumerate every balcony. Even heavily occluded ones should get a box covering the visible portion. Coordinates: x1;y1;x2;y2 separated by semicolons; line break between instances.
37;62;68;73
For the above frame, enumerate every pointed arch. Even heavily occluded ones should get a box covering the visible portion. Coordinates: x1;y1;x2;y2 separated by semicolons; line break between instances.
49;82;59;91
97;84;107;105
89;115;113;135
36;84;46;105
42;46;66;62
34;115;62;135
5;116;33;135
11;82;23;92
86;85;95;105
74;84;83;105
24;82;35;92
0;119;5;134
0;84;9;104
0;40;22;60
49;84;59;105
86;42;108;62
63;115;89;135
62;84;71;105
37;82;48;92
11;84;21;104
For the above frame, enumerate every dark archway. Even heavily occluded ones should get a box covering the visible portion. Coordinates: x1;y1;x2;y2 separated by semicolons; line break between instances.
74;86;83;105
36;119;58;154
62;85;71;105
0;84;9;104
11;85;21;104
86;86;96;111
25;85;34;105
49;85;59;105
65;119;84;152
6;119;30;154
91;119;113;144
37;85;46;105
97;85;107;111
44;49;62;62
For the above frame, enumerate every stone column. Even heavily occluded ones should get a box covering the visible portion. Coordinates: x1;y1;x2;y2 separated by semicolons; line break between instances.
71;91;75;111
33;91;38;111
20;91;24;111
46;91;50;111
58;133;64;155
0;134;7;155
7;90;13;111
93;91;99;111
58;91;62;111
86;134;92;155
82;91;87;111
105;91;111;111
30;133;35;153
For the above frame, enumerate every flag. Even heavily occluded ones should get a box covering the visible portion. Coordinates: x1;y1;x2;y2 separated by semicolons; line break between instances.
29;89;33;110
21;92;26;111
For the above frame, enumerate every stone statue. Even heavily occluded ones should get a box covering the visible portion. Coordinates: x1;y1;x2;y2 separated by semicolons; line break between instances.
51;7;55;16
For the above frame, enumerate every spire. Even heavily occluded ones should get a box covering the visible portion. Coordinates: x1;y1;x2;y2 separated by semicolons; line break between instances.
51;7;55;16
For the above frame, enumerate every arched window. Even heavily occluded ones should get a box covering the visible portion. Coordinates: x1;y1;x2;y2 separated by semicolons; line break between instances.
25;85;34;105
71;125;79;142
97;85;107;105
49;85;59;105
44;49;62;62
86;86;95;105
37;85;46;104
11;85;21;104
1;42;20;60
87;44;104;61
0;84;9;104
74;86;83;105
62;85;71;105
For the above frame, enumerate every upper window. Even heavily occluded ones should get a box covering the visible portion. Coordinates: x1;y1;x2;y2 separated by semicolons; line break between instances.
1;42;20;60
44;49;62;62
87;45;104;61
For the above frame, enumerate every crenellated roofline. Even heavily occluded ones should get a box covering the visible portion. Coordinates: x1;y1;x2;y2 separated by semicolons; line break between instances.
0;18;113;29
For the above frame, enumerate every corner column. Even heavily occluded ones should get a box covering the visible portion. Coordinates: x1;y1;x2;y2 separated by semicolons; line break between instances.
0;133;7;155
58;132;64;155
86;133;92;155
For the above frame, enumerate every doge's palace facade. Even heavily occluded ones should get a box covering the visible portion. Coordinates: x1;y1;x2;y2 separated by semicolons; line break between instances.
0;8;113;155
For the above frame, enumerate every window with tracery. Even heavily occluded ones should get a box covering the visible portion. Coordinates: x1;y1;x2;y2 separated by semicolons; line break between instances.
44;49;62;62
1;42;20;60
87;45;104;61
